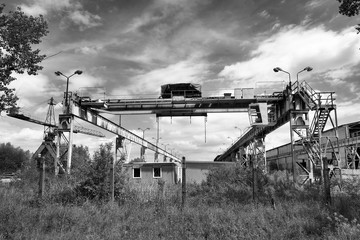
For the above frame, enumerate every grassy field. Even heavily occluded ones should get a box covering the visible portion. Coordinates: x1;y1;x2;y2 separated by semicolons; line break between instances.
1;166;360;239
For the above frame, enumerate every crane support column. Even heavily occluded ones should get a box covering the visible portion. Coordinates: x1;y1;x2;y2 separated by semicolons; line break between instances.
55;132;61;175
59;114;75;174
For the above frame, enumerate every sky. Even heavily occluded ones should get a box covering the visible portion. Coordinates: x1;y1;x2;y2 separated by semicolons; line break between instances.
1;0;360;162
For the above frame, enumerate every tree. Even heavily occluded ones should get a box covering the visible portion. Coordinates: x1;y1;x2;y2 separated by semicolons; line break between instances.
0;142;31;173
338;0;360;33
75;143;125;201
71;144;91;171
0;4;48;113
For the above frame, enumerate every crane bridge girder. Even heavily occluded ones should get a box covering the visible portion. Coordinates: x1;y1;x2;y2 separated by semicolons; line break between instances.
61;102;181;164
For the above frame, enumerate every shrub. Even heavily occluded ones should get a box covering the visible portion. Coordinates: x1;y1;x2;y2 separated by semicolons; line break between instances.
74;143;126;203
188;163;274;206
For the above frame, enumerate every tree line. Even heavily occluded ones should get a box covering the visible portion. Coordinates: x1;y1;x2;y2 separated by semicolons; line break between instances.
0;142;31;173
0;142;91;174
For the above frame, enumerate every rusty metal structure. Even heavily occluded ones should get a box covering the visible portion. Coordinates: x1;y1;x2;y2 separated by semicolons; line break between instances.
8;69;340;186
215;79;338;184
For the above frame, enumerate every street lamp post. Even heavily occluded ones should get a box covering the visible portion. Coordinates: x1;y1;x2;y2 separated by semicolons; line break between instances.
297;66;313;81
227;136;234;144
54;70;82;174
162;143;170;151
234;126;243;137
296;67;313;91
138;127;150;139
152;137;162;146
273;66;313;92
273;66;313;183
273;67;291;88
55;70;83;112
138;127;150;161
152;137;161;162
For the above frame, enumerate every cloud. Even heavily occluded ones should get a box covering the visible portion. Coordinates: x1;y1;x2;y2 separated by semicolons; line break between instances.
19;0;71;15
19;4;46;16
126;0;203;34
63;10;102;31
219;25;360;87
111;58;209;96
19;0;101;31
8;73;55;109
319;67;356;86
11;127;43;142
75;46;103;55
0;121;44;152
337;101;360;124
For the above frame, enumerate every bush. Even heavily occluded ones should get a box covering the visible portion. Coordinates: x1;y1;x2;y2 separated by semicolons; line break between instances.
188;163;274;206
0;142;31;173
74;143;126;203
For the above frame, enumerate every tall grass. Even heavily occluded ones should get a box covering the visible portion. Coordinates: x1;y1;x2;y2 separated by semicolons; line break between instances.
1;166;360;239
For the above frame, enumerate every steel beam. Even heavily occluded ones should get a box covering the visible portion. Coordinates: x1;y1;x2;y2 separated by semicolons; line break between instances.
70;102;181;162
78;95;283;114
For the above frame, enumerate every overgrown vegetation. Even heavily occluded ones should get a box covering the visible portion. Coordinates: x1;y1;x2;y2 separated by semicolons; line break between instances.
0;142;31;173
2;152;360;239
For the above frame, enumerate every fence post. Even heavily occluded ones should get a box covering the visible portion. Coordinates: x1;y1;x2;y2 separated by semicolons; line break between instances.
110;153;115;202
323;157;331;205
181;156;186;210
38;154;45;199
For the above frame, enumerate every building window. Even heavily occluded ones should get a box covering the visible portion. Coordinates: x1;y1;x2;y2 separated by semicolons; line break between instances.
153;167;162;178
133;168;141;178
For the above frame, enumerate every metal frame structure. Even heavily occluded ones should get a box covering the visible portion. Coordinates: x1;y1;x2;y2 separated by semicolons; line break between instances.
57;93;182;174
214;79;339;188
8;78;338;187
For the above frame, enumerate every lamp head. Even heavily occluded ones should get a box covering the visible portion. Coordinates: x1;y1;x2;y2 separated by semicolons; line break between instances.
273;67;282;72
304;66;313;72
54;71;62;76
74;70;83;75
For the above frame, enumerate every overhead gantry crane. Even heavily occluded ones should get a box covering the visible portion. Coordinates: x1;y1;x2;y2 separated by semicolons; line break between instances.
75;78;339;184
7;75;339;184
75;83;284;173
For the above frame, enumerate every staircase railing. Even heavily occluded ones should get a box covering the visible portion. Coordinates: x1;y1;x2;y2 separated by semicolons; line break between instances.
310;109;330;137
291;81;339;181
296;80;335;109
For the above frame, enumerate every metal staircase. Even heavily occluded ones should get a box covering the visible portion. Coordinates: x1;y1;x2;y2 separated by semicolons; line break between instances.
295;80;335;139
311;109;330;138
301;135;321;167
292;80;339;182
294;81;317;110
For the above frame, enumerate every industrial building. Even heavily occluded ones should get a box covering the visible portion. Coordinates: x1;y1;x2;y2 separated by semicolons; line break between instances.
266;121;360;180
123;162;180;186
123;161;235;185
